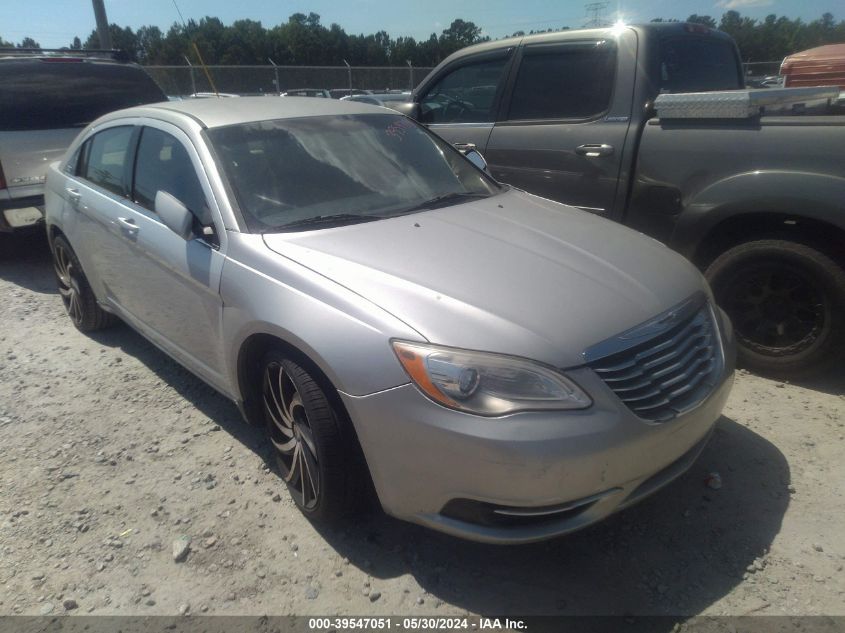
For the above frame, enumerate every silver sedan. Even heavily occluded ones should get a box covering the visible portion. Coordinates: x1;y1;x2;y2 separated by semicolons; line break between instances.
44;97;735;543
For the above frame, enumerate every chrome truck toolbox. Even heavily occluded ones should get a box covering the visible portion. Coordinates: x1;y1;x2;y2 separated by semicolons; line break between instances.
655;87;840;119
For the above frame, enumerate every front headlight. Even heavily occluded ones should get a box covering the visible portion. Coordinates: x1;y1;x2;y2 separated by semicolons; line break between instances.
391;340;591;416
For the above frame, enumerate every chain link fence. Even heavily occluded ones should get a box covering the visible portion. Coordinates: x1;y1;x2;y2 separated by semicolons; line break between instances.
145;65;435;97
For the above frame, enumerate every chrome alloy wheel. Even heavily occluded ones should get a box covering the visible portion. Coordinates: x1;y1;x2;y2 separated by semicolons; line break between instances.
263;361;320;510
54;241;84;326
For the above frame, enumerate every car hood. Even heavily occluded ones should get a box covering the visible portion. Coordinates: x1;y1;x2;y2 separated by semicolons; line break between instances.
262;190;706;368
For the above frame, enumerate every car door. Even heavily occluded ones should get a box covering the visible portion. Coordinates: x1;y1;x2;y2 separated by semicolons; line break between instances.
484;37;635;217
70;122;141;305
114;121;227;386
416;49;515;155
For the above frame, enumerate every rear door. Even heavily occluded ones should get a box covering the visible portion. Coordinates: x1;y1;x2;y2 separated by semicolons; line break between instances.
415;49;515;155
485;36;634;216
71;123;140;303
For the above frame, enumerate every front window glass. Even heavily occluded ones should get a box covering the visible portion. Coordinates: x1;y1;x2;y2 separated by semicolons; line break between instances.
419;58;508;124
208;114;501;233
133;127;210;224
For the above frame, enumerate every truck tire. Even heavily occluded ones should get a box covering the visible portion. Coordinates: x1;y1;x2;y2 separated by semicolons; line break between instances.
705;239;845;377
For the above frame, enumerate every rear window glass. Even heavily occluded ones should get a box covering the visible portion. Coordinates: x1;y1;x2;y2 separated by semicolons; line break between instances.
82;126;134;196
507;42;616;120
0;60;166;131
659;37;743;93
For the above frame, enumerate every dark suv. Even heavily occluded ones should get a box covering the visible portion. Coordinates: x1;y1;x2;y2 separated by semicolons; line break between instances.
0;49;166;234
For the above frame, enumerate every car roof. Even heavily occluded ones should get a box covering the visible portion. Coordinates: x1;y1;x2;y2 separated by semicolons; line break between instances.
107;95;396;129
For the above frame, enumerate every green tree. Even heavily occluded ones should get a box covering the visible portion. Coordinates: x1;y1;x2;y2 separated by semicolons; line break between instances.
17;36;41;49
686;15;717;28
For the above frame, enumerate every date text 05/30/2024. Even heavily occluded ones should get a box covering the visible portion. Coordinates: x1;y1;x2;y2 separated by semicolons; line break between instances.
307;617;528;630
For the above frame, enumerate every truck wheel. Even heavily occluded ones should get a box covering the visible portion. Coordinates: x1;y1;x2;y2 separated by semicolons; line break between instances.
52;235;117;332
705;239;845;377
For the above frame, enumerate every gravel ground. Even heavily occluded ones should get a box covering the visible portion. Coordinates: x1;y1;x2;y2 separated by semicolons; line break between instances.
1;232;844;619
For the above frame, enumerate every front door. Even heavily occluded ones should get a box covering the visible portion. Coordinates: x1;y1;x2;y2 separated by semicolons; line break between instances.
416;50;514;156
112;122;227;385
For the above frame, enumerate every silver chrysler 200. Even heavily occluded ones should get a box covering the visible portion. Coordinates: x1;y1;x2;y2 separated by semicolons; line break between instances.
44;97;735;543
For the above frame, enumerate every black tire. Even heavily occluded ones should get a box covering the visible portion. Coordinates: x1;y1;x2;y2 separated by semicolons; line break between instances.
51;235;117;332
260;350;361;522
705;239;845;377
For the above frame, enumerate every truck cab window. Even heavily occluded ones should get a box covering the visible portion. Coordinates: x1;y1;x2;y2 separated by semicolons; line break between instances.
506;43;616;121
419;58;508;124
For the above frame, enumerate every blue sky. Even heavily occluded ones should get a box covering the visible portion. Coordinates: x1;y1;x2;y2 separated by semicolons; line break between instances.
1;0;840;49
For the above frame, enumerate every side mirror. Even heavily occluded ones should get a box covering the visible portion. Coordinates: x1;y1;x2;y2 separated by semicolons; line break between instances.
154;190;193;240
392;101;421;120
463;148;491;175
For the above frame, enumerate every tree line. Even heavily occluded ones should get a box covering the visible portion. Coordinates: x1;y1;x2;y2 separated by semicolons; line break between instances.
2;10;843;67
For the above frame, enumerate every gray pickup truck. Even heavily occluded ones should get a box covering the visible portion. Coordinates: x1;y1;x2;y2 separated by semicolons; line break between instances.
395;22;845;376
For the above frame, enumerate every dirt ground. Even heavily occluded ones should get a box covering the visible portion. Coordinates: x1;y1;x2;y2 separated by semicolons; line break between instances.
1;232;843;619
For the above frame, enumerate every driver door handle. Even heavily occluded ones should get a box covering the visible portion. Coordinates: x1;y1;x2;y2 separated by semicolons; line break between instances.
575;143;614;157
453;142;477;155
116;216;139;236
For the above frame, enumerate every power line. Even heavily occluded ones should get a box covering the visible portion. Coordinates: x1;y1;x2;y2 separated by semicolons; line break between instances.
584;2;610;28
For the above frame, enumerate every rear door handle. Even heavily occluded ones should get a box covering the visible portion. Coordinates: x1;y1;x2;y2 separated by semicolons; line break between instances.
575;144;614;157
116;216;139;236
453;142;477;154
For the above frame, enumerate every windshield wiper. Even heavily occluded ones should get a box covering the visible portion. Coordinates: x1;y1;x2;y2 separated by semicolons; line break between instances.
404;191;489;212
272;213;386;232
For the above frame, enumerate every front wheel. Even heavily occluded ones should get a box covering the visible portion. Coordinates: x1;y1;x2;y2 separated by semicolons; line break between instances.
705;239;845;377
260;352;362;522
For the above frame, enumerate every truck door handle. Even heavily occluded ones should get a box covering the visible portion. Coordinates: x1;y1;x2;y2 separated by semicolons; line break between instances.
116;217;139;236
575;144;614;157
65;188;81;204
453;142;477;154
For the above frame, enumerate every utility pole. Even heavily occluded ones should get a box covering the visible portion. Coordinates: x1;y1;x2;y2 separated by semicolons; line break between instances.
343;59;352;94
91;0;112;49
584;1;609;28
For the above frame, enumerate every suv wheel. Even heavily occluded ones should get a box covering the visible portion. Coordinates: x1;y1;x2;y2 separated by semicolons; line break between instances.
705;239;845;377
52;235;116;332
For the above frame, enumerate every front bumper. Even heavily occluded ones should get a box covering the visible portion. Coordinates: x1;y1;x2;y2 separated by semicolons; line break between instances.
0;193;45;233
341;311;736;544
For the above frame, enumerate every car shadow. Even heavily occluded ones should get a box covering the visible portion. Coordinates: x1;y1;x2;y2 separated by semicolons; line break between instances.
310;416;790;618
787;368;845;396
84;316;791;621
0;230;57;295
9;241;791;622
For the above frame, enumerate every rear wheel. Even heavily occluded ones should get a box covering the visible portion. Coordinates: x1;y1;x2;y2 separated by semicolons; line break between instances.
705;239;845;376
260;351;361;522
52;235;116;332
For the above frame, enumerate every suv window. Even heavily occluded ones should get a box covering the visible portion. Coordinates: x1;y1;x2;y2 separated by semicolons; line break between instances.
0;60;165;132
82;126;134;196
506;42;616;121
419;57;509;124
659;37;743;93
133;127;210;224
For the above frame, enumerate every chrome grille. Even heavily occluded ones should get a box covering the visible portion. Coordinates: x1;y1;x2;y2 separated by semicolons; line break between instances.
585;298;722;423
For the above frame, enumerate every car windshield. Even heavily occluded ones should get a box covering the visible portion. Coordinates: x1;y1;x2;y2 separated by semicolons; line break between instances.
207;113;501;232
